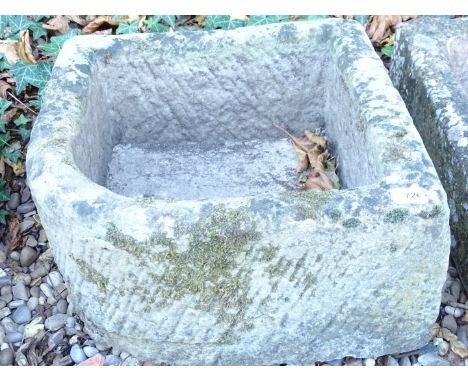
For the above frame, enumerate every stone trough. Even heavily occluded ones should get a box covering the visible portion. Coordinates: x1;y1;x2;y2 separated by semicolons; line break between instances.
27;19;450;365
390;17;468;291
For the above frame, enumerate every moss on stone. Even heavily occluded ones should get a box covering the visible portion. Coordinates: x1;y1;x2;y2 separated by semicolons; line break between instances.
393;129;408;138
73;258;109;292
329;209;342;221
258;244;279;262
342;217;361;228
418;205;442;219
284;190;335;220
384;208;410;223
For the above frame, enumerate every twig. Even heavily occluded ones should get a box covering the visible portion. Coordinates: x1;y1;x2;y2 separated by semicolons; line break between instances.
7;91;38;115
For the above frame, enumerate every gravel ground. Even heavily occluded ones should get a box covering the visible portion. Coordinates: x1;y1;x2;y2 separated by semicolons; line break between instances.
0;178;467;366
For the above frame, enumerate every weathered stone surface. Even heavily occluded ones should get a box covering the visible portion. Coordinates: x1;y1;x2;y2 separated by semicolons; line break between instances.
27;20;450;365
390;17;468;289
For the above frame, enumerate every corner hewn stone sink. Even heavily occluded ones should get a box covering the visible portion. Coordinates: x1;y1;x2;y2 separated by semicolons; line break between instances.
27;19;450;365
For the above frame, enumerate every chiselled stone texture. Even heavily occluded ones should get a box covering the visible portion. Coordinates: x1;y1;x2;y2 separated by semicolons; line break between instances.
27;19;450;365
390;17;468;291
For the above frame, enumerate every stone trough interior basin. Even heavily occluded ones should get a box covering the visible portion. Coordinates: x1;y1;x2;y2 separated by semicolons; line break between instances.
27;20;450;365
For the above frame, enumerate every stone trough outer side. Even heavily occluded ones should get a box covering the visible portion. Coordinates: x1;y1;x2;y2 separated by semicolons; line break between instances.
27;20;450;365
390;17;468;291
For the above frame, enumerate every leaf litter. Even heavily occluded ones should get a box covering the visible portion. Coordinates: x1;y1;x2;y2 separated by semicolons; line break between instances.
272;123;340;191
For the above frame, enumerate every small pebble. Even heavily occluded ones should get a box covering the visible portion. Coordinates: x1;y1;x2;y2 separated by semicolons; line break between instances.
11;304;31;324
0;294;12;304
9;251;20;262
29;286;40;298
104;354;122;366
386;356;399;366
20;218;35;233
27;297;38;311
8;300;26;310
120;351;130;360
12;282;29;301
450;280;461;300
40;283;54;299
44;313;69;331
0;276;11;288
325;358;343;366
38;296;45;305
47;331;64;348
14;273;31;286
79;354;105;366
16;202;36;214
83;346;99;358
0;250;6;263
65;316;75;328
417;352;450;366
121;356;140;366
444;305;464;318
38;229;47;244
0;343;8;351
0;307;10;319
399;356;411;366
363;358;375;366
25;236;37;248
7;193;20;210
15;351;28;366
2;318;18;333
4;331;22;343
437;340;449;356
441;314;458;333
70;345;87;364
56;299;68;314
68;335;79;345
19;246;38;267
47;271;63;288
21;187;30;203
30;263;50;279
0;348;14;366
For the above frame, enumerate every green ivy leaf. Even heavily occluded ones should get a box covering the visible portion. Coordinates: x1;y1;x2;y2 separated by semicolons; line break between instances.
0;53;11;71
0;120;6;133
10;60;54;94
144;18;169;32
0;16;8;37
116;21;139;34
303;15;328;21
14;114;29;126
18;127;31;141
0;98;11;114
354;15;369;24
28;22;47;41
0;209;8;225
153;15;176;29
37;29;79;57
34;15;48;22
381;45;394;58
205;15;246;30
1;147;21;163
7;15;32;34
245;16;270;26
29;98;42;110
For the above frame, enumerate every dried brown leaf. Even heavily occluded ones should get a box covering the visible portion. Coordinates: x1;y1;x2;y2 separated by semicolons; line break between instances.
18;30;36;64
6;214;22;251
0;79;12;99
82;16;121;34
1;108;17;122
304;167;336;191
367;15;417;43
0;40;19;65
66;15;87;26
43;15;70;35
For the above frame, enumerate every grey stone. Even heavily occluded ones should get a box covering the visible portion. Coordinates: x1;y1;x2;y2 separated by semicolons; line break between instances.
47;271;63;288
11;304;31;324
25;236;37;248
83;346;99;358
19;246;38;267
30;262;51;279
44;314;68;331
0;294;12;304
386;356;399;366
0;348;14;366
48;330;64;347
21;187;31;203
39;283;54;299
8;300;25;309
2;318;18;333
444;305;464;318
457;325;468;348
38;229;47;244
12;282;29;301
390;17;468;290
28;20;450;365
450;280;461;300
29;286;40;298
65;316;75;328
27;297;38;311
441;314;458;333
417;353;450;366
19;218;35;233
14;273;31;286
56;299;68;314
70;345;87;364
0;307;10;319
399;356;412;366
16;202;36;214
4;332;22;343
121;356;140;366
9;251;19;262
15;351;28;366
7;193;20;210
104;354;122;366
0;276;11;289
437;340;450;356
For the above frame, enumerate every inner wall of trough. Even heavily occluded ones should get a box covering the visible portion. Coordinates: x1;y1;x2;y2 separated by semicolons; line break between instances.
72;36;378;192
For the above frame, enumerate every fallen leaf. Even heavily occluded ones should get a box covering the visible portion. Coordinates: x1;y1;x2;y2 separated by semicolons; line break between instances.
67;15;87;27
0;79;13;98
82;16;121;34
440;327;458;343
43;15;70;35
78;354;105;366
366;16;417;43
0;158;5;177
450;340;468;358
24;317;44;338
4;157;25;176
230;15;249;21
304;167;336;191
0;40;20;65
17;30;36;64
6;214;22;251
1;108;17;123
